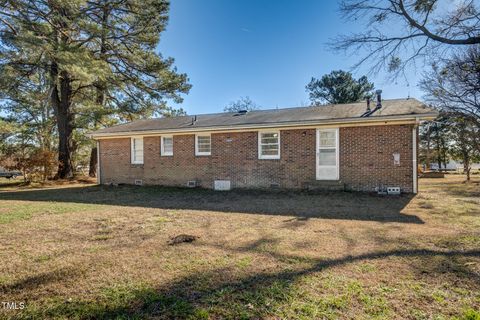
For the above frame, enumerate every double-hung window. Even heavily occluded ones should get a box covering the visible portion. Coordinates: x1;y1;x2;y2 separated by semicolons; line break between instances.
316;128;339;180
318;130;336;165
131;137;144;164
195;134;211;156
258;131;280;159
161;136;173;156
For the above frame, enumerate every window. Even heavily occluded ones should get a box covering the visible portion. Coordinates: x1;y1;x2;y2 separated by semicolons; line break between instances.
258;131;280;159
131;137;144;164
316;128;339;180
195;134;211;156
318;130;337;166
161;136;173;156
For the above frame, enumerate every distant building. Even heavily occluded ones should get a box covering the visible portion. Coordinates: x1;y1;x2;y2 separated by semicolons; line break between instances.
430;160;480;171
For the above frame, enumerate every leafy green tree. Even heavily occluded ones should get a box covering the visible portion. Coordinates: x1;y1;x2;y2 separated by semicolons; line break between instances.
0;0;190;178
420;113;479;181
224;96;260;112
306;70;374;105
419;116;450;170
0;117;17;150
448;115;480;181
162;106;187;118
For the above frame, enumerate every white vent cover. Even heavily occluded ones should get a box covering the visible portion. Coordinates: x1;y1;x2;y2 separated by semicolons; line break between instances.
187;180;197;188
387;187;401;195
134;179;143;186
214;180;231;191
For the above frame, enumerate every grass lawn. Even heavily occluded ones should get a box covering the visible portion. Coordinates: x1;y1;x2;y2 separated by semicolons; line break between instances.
0;175;479;319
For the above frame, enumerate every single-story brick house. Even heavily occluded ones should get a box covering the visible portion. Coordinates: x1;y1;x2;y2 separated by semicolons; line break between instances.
90;97;437;193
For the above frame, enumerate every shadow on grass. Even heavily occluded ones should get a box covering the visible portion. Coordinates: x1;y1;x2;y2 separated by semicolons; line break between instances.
0;184;422;223
1;267;78;293
0;179;24;188
19;248;480;319
440;183;480;198
421;177;480;198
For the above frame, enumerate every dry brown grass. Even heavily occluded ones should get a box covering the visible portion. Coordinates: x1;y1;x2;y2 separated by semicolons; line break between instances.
0;175;479;319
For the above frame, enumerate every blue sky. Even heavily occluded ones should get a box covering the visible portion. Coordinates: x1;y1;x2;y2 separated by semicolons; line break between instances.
159;0;423;115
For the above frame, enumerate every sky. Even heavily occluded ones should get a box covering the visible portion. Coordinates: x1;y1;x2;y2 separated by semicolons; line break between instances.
158;0;423;115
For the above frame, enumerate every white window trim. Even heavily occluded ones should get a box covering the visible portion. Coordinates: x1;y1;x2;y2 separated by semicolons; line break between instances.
258;130;281;160
161;135;173;156
316;128;339;180
195;134;211;156
131;137;144;164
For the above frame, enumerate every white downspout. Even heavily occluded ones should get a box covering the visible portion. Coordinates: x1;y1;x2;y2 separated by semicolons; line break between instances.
412;119;418;194
96;141;101;185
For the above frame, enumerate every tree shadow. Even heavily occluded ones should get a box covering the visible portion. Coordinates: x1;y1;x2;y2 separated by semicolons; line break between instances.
0;184;423;224
440;182;480;198
0;267;78;294
23;248;480;319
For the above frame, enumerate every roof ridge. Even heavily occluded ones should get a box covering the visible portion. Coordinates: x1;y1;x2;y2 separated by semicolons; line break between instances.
186;98;419;117
90;98;430;136
140;98;420;120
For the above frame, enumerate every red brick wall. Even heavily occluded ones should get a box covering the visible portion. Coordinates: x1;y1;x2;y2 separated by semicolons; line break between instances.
339;125;414;193
99;124;414;192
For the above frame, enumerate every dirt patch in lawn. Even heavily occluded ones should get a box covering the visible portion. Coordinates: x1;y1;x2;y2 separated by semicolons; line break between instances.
0;175;478;319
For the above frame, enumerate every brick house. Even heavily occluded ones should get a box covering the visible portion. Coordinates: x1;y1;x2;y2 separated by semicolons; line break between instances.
90;98;437;193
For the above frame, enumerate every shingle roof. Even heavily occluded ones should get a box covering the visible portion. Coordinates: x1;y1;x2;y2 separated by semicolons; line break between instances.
91;98;437;137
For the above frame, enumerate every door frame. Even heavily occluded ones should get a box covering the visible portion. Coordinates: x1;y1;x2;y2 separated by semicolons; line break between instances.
316;128;339;180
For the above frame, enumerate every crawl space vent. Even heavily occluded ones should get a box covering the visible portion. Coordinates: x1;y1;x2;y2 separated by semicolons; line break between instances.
387;187;401;195
134;179;143;186
214;180;231;191
187;180;197;188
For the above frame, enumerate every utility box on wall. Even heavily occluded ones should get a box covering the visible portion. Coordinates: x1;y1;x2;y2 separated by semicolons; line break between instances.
393;153;400;166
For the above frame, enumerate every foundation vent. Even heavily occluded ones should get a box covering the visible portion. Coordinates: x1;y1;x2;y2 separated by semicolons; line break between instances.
387;187;401;195
187;180;197;188
214;180;231;191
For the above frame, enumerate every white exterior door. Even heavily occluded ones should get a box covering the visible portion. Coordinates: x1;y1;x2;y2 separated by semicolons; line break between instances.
316;128;339;180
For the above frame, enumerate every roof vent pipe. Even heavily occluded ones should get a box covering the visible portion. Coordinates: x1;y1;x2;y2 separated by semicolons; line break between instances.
361;89;383;117
360;96;372;117
375;90;382;109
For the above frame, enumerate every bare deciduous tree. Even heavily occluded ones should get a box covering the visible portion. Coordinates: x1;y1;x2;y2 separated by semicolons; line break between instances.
224;97;260;113
420;45;480;122
331;0;480;76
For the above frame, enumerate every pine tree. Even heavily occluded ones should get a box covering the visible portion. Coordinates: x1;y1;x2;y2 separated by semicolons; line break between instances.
0;0;190;178
306;70;374;105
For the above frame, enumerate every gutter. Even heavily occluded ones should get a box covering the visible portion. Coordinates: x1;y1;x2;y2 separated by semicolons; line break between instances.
96;141;101;185
88;112;439;139
412;117;420;194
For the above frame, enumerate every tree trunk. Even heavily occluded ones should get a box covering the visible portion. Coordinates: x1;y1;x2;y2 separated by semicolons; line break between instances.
463;150;471;182
87;6;108;178
425;125;431;170
56;106;74;178
89;147;97;177
462;138;471;182
51;63;75;179
436;146;442;171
